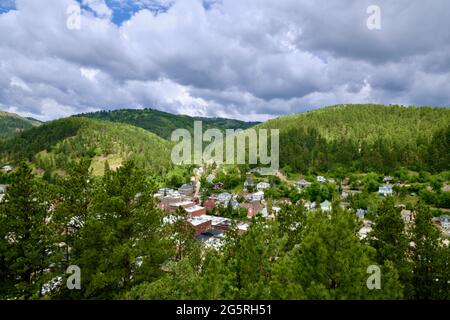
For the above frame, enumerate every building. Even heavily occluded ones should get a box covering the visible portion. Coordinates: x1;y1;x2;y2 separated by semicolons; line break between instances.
178;183;194;196
230;200;239;210
244;179;255;191
356;208;368;219
213;182;224;190
304;201;317;211
341;177;350;186
440;215;450;229
251;191;265;201
341;189;361;199
203;198;216;212
217;192;232;206
184;205;207;217
317;176;326;183
320;200;332;212
358;226;372;240
401;210;415;223
188;216;212;235
296;179;311;189
378;185;393;197
256;182;271;191
240;201;263;219
167;200;196;213
0;184;6;194
237;222;250;235
157;191;187;211
1;165;13;172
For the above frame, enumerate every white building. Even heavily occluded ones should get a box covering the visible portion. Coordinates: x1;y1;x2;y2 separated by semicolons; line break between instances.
251;191;265;201
317;176;326;183
296;179;311;189
378;185;393;197
217;192;232;206
440;215;450;229
320;200;332;212
256;182;271;191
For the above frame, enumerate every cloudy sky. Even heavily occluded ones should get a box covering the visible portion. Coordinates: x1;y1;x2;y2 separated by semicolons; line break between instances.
0;0;449;121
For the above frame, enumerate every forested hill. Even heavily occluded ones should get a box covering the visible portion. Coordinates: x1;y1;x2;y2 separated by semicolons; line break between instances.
79;108;259;140
0;111;41;139
257;104;450;173
0;117;172;176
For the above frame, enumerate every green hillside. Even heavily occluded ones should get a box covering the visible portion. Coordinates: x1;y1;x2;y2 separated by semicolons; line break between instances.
256;104;450;173
0;117;173;176
79;108;259;140
0;111;41;139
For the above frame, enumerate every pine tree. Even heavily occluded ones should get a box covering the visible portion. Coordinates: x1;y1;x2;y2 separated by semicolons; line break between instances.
68;161;172;299
368;198;412;297
0;163;60;299
292;209;403;299
410;202;448;299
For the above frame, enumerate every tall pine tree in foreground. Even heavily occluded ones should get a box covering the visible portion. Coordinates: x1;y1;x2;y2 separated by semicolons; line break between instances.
0;163;60;299
410;202;449;299
369;198;412;297
65;161;172;299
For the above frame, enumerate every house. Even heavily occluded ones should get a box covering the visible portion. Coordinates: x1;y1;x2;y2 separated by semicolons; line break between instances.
317;176;326;183
440;215;450;229
178;183;194;196
296;179;311;189
230;200;239;210
203;198;216;212
260;206;281;218
358;226;372;240
260;207;269;218
356;208;368;219
184;205;207;217
167;200;196;213
341;177;350;187
240;201;263;219
303;201;317;211
1;165;13;172
158;194;186;211
251;191;265;201
217;192;232;206
213;182;224;190
244;179;255;191
378;185;393;197
341;189;361;198
320;200;332;212
237;222;250;235
401;210;415;223
256;182;271;191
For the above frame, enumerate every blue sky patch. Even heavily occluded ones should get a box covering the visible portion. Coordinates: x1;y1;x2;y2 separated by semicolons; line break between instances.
0;0;15;14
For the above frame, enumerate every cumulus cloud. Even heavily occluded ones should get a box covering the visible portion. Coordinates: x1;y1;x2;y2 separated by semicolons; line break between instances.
0;0;449;122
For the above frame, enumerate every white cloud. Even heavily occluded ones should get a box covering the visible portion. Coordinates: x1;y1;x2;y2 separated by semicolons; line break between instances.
0;0;449;122
82;0;112;18
80;67;100;81
10;77;32;92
